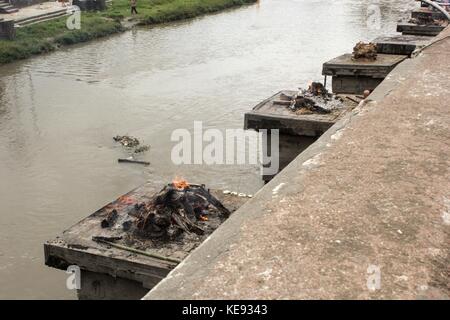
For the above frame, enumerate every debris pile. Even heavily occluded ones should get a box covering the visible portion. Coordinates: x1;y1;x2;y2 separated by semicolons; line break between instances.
113;135;140;148
352;42;377;61
104;179;232;239
113;135;150;154
274;82;343;115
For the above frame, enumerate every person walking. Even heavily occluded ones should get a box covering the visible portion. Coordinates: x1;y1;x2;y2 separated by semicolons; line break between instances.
130;0;138;15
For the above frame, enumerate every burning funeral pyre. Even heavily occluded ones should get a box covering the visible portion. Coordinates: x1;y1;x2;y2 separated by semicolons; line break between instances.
352;42;377;61
100;178;231;241
135;180;230;238
274;82;343;115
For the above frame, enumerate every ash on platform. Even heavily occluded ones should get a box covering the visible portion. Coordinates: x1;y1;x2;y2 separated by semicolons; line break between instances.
274;82;345;115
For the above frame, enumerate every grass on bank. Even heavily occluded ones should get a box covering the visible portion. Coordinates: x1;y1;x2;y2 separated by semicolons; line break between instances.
103;0;256;23
0;14;123;64
0;0;256;65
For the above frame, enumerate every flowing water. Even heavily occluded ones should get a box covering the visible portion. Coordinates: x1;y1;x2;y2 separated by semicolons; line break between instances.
0;0;416;299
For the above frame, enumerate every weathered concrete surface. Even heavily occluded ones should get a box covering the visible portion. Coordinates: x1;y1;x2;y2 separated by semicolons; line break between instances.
144;28;450;300
322;53;407;78
374;35;432;56
397;23;446;36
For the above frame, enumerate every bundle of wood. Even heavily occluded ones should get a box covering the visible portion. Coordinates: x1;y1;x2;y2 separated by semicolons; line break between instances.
135;183;230;238
113;135;140;147
352;42;377;61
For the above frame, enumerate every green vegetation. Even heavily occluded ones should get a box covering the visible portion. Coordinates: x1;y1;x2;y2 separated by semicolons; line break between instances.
0;0;256;65
104;0;256;24
0;14;123;64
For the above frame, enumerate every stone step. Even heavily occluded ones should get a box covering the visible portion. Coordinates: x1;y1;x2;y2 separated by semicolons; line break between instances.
15;9;71;27
0;2;18;14
14;7;70;23
0;7;19;14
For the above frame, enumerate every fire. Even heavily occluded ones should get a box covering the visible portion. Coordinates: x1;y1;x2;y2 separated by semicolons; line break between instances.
118;195;135;205
172;177;190;190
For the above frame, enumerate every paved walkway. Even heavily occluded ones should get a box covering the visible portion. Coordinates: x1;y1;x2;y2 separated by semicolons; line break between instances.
145;27;450;300
0;2;67;22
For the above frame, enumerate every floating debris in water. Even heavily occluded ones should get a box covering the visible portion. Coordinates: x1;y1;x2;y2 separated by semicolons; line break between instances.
113;135;140;148
113;135;150;155
134;145;150;154
118;158;150;166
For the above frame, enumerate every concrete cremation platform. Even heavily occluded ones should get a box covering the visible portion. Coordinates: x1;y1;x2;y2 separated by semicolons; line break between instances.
411;7;448;21
145;27;450;300
244;90;354;136
44;182;247;300
373;35;432;56
397;23;446;36
244;90;358;181
322;53;407;94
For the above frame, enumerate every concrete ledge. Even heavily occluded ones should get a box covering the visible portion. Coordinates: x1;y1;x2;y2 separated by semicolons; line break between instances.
10;0;46;8
144;28;450;300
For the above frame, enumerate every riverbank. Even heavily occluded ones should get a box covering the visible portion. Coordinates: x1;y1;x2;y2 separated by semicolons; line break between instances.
0;0;256;65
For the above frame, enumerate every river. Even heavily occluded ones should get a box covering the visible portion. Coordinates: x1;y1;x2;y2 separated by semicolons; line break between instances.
0;0;416;299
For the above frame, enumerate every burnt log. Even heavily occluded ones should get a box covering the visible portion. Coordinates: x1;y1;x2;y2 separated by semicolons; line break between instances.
101;209;118;228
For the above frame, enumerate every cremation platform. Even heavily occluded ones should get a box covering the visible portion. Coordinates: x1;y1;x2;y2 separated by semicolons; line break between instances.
373;35;432;56
244;90;354;136
244;90;358;181
397;23;446;36
411;7;448;21
322;53;407;94
44;182;248;300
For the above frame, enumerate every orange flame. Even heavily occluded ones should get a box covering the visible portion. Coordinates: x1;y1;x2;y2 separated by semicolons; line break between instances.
172;176;190;190
118;195;135;205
